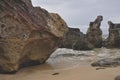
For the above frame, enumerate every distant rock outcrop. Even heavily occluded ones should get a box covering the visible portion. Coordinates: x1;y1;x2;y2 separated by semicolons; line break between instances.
60;28;94;50
86;16;103;48
60;28;84;49
0;0;68;73
105;21;120;48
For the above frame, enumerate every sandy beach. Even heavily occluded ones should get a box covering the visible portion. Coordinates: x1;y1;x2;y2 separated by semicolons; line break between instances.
0;48;120;80
0;0;120;80
0;63;119;80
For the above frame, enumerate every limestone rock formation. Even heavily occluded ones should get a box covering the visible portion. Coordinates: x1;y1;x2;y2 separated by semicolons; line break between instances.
91;58;120;67
115;76;120;80
105;21;120;48
0;0;68;73
60;28;82;49
86;16;103;48
72;37;94;50
60;28;93;50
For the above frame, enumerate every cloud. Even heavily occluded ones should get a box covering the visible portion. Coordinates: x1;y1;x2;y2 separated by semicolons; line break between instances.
31;0;120;34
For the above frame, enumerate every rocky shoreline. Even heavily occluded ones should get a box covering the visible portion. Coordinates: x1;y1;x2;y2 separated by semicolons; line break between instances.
0;1;120;80
61;15;120;50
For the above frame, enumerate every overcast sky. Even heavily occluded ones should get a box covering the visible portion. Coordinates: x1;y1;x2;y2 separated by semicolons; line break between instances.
31;0;120;34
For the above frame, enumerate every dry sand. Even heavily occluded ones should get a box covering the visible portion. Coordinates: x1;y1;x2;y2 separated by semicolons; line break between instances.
1;48;120;80
0;63;119;80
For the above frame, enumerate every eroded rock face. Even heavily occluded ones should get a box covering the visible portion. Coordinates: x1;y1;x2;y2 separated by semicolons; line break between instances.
0;0;68;73
60;28;93;50
105;21;120;48
86;16;103;48
91;58;120;67
60;28;82;49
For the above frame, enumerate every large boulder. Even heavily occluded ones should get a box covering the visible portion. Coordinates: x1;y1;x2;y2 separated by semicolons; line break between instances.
105;21;120;48
86;16;103;48
60;28;93;50
0;0;68;73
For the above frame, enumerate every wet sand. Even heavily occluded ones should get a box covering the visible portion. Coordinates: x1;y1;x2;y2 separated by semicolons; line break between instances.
0;48;120;80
